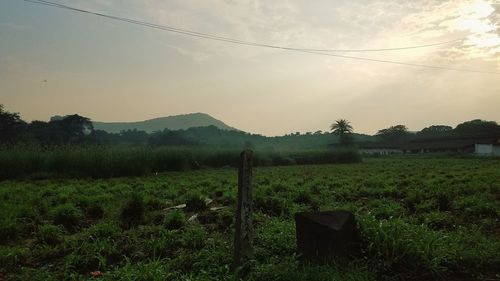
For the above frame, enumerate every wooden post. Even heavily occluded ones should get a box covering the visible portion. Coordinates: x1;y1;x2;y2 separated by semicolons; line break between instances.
234;149;253;270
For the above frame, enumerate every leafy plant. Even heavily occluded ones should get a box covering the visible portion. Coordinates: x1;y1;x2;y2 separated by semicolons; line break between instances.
120;193;145;229
52;203;83;230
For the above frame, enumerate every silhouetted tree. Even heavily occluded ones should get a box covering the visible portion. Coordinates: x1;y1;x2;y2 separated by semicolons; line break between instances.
330;119;353;146
119;129;149;145
148;130;195;146
48;115;94;144
376;125;409;143
0;105;26;144
26;120;51;145
314;130;323;135
454;119;500;138
417;125;453;139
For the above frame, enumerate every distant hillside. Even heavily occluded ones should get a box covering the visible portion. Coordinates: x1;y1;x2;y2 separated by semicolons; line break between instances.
93;113;237;133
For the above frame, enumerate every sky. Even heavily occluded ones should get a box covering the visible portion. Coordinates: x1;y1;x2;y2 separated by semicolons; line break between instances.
1;0;499;136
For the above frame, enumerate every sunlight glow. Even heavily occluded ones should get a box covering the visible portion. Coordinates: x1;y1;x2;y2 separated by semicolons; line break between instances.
456;0;500;51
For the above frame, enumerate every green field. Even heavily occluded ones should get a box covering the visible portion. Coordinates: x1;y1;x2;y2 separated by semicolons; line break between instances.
1;158;499;280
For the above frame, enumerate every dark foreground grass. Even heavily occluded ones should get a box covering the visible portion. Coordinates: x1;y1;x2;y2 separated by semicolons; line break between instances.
0;158;499;280
0;146;360;180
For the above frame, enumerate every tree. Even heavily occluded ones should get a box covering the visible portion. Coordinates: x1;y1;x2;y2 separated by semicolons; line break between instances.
454;119;500;138
330;119;354;146
26;120;51;145
119;129;149;145
148;129;195;146
417;125;453;139
49;114;94;144
0;105;26;144
376;125;409;143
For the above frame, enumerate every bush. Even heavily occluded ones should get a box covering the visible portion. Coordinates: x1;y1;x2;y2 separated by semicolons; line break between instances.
35;224;64;245
185;192;207;212
120;193;145;229
181;226;207;249
164;210;185;230
85;203;105;220
255;196;289;217
85;222;121;239
52;203;83;230
0;247;30;269
0;216;19;244
332;147;362;164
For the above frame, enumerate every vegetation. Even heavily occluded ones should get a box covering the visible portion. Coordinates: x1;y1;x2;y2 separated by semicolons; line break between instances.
330;119;354;146
0;158;498;280
0;146;360;180
376;125;409;143
2;105;499;152
0;105;26;144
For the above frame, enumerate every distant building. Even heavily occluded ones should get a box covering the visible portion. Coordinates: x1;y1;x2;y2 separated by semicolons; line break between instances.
358;146;404;155
475;143;500;156
354;137;500;156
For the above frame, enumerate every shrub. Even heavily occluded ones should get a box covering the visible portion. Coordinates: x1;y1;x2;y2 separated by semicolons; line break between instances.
255;196;288;217
120;193;145;229
35;224;64;245
293;190;313;205
85;222;121;239
197;208;234;232
0;247;30;269
185;192;207;212
164;210;185;230
332;147;362;164
0;216;19;244
85;203;105;220
52;203;83;230
181;226;207;249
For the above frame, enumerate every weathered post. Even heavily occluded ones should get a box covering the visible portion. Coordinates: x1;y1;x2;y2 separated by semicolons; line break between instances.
234;149;253;270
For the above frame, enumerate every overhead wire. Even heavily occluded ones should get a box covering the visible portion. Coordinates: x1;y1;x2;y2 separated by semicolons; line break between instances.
21;0;500;75
22;0;464;53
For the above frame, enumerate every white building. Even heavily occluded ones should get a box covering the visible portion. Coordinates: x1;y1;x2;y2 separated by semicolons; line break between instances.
359;148;403;155
475;143;500;156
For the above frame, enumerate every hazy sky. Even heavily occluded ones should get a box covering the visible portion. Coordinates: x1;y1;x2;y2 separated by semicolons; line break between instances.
1;0;499;136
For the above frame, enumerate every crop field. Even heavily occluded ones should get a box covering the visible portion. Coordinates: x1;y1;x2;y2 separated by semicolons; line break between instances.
0;158;499;281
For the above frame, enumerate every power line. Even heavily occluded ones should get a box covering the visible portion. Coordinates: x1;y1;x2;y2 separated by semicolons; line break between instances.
21;0;500;75
23;0;463;53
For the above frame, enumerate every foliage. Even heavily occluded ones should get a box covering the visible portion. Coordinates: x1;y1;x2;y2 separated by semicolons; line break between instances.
148;129;197;146
185;192;207;212
0;146;361;180
164;210;186;230
52;203;83;230
0;157;499;280
376;125;409;143
330;119;354;146
454;119;500;138
35;224;65;245
120;193;145;229
0;104;26;144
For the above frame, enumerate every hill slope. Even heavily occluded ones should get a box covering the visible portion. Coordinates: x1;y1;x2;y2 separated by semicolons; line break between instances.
93;113;237;133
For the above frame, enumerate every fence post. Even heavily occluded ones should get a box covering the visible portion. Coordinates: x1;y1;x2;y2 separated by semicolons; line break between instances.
234;149;253;270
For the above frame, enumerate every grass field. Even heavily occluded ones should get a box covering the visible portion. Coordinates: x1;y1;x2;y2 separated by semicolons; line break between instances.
1;158;499;280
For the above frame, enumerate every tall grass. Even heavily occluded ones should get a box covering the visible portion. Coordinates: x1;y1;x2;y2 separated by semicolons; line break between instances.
0;146;361;179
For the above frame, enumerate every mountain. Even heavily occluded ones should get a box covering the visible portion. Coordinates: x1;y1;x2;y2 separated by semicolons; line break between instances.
93;113;237;133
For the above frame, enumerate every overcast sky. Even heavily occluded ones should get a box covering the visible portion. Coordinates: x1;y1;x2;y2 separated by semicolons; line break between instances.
1;0;499;135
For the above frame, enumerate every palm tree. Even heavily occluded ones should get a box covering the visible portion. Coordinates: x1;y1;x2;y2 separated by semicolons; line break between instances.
330;119;353;146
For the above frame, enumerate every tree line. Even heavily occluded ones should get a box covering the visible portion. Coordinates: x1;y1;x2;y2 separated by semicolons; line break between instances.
1;104;499;149
329;118;500;147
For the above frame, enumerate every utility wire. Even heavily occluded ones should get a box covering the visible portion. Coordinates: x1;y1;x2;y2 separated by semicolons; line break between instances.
21;0;500;74
23;0;463;52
